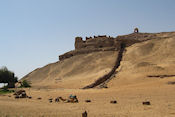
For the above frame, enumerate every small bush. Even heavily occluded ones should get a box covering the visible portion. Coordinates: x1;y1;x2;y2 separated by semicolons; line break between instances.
0;88;14;94
20;80;31;88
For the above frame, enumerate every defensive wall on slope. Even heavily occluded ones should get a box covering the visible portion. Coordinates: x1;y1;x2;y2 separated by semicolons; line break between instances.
59;33;156;61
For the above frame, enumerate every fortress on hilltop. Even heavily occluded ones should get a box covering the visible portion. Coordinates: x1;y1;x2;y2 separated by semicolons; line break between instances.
59;31;156;61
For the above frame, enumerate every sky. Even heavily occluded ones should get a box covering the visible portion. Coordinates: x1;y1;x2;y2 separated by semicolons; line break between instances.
0;0;175;79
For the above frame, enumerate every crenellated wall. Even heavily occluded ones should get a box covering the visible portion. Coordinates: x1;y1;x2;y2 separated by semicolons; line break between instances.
59;33;156;61
75;35;116;50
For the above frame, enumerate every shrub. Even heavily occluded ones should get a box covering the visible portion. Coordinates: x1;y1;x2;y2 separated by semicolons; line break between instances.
20;80;31;88
0;86;14;94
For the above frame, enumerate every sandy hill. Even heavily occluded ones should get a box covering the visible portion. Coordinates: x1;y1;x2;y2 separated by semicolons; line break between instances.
2;31;175;117
23;51;118;88
108;32;175;88
22;31;175;89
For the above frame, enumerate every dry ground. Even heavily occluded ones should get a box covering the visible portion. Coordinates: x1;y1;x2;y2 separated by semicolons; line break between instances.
0;78;175;117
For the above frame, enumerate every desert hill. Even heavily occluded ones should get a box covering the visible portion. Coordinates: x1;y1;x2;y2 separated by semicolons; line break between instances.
108;32;175;88
22;51;118;88
2;31;175;117
22;31;175;89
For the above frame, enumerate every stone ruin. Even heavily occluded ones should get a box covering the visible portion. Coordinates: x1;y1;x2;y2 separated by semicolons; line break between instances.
134;28;139;33
59;32;156;61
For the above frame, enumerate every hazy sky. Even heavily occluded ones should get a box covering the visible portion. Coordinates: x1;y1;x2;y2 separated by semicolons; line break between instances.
0;0;175;79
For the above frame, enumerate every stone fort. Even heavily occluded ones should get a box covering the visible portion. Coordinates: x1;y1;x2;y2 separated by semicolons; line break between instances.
59;32;156;61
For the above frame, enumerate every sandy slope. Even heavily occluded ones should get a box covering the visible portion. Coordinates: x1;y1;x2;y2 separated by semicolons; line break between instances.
23;51;118;89
23;32;175;89
1;32;175;116
108;32;175;88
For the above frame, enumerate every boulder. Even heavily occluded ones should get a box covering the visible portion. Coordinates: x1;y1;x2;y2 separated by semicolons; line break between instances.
37;97;42;100
142;101;151;105
28;96;32;99
14;90;28;98
110;100;117;104
82;111;87;117
55;97;60;102
85;100;91;103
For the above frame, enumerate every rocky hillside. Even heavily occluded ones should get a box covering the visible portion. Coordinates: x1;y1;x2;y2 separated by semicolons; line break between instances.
22;31;175;89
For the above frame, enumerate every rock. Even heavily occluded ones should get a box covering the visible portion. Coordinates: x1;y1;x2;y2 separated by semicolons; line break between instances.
15;95;20;99
14;90;28;98
110;100;117;104
142;101;151;105
20;92;27;98
55;97;60;102
168;81;175;85
82;111;87;117
48;98;53;103
85;100;91;103
28;96;32;99
14;90;25;96
37;97;42;100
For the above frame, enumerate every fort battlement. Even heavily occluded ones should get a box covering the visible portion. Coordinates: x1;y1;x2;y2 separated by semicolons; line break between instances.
75;35;116;50
59;33;156;61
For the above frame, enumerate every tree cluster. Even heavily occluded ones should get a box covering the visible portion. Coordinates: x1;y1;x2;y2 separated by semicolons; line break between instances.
0;66;18;88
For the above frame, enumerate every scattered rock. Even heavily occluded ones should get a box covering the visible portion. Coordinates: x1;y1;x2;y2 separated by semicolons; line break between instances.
48;98;53;103
14;90;28;98
55;97;60;102
14;90;25;96
82;111;87;117
15;95;20;99
37;97;42;100
168;81;175;85
110;100;117;104
28;96;32;99
142;101;151;105
21;92;27;98
85;100;91;103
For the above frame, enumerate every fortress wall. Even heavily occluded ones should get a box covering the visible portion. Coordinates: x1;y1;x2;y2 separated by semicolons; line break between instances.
59;33;151;61
75;36;115;50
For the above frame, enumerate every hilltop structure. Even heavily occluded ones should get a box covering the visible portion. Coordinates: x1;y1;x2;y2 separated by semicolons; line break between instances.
59;32;156;61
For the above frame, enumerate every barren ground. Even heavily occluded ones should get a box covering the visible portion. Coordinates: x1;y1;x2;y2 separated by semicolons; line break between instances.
0;79;175;117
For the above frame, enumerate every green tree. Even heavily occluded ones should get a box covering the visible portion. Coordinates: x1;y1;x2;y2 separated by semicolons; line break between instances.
0;66;18;88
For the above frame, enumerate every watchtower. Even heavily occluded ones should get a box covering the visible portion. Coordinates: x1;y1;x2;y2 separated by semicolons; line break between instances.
134;28;139;33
